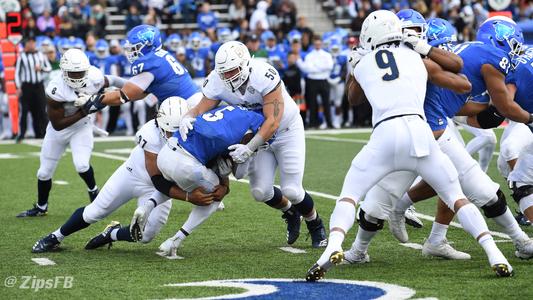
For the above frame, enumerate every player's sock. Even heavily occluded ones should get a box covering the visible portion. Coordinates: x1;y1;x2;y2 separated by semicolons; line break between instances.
352;226;377;253
265;187;284;210
59;207;91;238
395;193;413;214
37;179;52;209
52;229;65;242
304;210;317;222
295;192;317;221
181;202;220;234
493;208;529;241
427;222;449;245
479;234;508;266
112;226;135;242
280;202;292;212
317;231;345;266
78;166;96;190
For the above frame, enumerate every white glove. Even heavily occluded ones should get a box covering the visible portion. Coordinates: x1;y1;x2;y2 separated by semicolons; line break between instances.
129;202;155;242
158;235;182;256
178;116;196;141
74;94;91;107
403;29;432;56
215;156;233;177
228;144;254;164
348;47;369;68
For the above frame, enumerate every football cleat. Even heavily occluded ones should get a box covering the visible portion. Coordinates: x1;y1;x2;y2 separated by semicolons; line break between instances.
217;201;225;211
306;216;328;248
85;221;120;250
32;234;60;253
342;249;370;264
492;263;513;277
404;206;423;228
305;263;325;282
17;204;47;218
514;238;533;259
515;210;531;226
305;251;343;282
388;211;409;243
88;187;99;203
282;207;302;245
422;239;471;260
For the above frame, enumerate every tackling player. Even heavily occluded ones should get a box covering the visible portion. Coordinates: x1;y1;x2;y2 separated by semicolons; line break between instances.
17;49;124;218
178;41;328;248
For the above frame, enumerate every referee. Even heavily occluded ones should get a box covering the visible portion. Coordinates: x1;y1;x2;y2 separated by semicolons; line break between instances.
15;36;51;142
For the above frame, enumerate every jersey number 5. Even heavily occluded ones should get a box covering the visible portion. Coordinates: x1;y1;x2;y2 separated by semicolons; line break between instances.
202;106;235;122
375;50;399;81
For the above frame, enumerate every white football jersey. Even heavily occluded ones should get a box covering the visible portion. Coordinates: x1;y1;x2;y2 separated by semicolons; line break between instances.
45;66;105;118
202;59;299;130
125;120;166;184
353;44;427;126
509;141;533;184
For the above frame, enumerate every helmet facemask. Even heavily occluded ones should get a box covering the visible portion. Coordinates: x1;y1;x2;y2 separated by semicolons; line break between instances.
124;40;146;63
63;70;88;89
218;64;250;91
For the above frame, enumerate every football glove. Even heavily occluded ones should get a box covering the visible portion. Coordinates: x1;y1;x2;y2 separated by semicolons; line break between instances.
178;116;196;141
403;29;432;56
74;94;91;107
215;156;233;177
348;47;368;68
158;236;180;256
80;92;107;115
228;144;253;164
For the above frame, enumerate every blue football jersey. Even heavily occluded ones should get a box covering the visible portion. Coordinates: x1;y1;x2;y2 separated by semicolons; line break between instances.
506;48;533;113
89;56;108;73
330;54;348;79
438;42;511;118
266;45;288;72
131;48;199;103
175;105;265;165
186;47;210;78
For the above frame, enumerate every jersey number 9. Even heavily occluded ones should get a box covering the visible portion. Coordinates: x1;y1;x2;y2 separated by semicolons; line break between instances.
375;50;399;81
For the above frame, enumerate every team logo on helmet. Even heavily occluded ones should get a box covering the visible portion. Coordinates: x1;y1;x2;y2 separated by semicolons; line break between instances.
428;23;447;39
137;28;156;45
494;22;515;41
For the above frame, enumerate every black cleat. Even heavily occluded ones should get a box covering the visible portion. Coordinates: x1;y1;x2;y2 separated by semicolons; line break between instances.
282;207;302;244
17;204;47;218
306;263;325;282
32;234;60;253
515;210;531;226
88;188;99;203
492;264;514;277
85;221;120;250
306;216;328;248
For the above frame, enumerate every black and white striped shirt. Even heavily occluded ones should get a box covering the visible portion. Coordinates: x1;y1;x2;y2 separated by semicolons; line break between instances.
14;51;51;87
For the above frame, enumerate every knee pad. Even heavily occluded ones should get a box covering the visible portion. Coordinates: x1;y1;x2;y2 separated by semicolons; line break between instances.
74;162;90;174
82;203;105;224
358;209;384;232
482;190;508;218
253;186;276;203
281;185;305;204
512;184;533;205
476;105;505;129
37;161;57;181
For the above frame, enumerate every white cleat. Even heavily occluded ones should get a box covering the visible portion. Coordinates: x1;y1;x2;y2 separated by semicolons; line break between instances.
341;249;370;265
514;238;533;259
388;211;409;243
422;239;471;260
217;201;225;211
404;206;423;228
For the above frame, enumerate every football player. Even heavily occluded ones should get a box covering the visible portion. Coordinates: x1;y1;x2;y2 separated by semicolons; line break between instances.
178;41;328;248
306;10;511;281
186;31;211;87
387;17;533;260
88;25;202;107
31;97;217;253
17;49;126;218
153;102;266;256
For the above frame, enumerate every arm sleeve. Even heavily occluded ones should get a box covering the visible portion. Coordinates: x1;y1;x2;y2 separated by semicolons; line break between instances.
105;75;127;88
128;72;155;91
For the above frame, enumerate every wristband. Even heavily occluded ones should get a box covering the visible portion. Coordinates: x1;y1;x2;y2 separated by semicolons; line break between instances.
119;89;130;104
185;192;189;202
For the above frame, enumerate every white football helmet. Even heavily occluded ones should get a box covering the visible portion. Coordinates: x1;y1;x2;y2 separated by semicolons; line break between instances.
214;41;251;91
156;96;189;135
60;49;91;90
359;10;403;51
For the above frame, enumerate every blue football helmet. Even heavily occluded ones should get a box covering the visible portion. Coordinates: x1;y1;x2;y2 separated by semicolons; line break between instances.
261;30;276;44
165;33;182;52
396;9;427;39
288;29;302;43
328;39;342;57
427;18;457;47
217;28;233;43
95;39;109;59
57;37;71;55
72;37;86;52
477;16;524;64
189;31;203;50
124;24;162;63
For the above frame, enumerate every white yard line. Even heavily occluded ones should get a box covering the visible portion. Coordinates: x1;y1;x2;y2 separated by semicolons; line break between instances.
31;258;56;266
279;247;307;254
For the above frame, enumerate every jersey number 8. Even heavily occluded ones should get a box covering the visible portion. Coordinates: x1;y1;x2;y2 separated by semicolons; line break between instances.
375;50;399;81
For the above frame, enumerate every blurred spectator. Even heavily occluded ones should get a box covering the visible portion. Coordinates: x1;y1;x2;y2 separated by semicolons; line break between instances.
126;5;143;31
176;47;195;76
71;6;89;38
296;35;334;129
57;6;75;37
250;1;270;32
23;17;40;38
197;3;218;38
246;34;268;60
229;0;247;27
295;16;313;38
89;4;107;38
15;37;51;142
36;10;55;34
277;0;297;34
283;52;305;123
29;0;52;16
351;9;366;33
144;7;162;27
